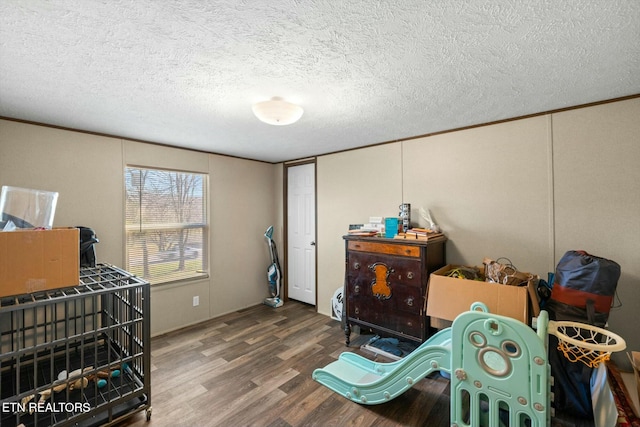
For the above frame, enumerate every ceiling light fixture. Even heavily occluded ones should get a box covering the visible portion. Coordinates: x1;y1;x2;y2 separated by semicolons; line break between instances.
252;97;303;126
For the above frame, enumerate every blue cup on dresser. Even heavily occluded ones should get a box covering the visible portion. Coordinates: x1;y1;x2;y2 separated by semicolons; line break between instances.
384;217;399;238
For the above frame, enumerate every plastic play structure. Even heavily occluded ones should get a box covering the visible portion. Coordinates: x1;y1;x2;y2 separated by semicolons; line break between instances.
312;302;626;427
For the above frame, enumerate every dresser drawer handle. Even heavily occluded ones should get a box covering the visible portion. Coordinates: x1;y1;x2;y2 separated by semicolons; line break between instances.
354;285;361;294
354;307;360;315
406;297;414;307
407;271;414;279
353;262;360;270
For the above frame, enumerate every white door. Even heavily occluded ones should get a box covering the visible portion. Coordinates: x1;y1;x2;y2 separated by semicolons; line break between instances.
287;163;316;305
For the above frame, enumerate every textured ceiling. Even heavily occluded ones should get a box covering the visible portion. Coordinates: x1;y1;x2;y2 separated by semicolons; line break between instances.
1;1;639;163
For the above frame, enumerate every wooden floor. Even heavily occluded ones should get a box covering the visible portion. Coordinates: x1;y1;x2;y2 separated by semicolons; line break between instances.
116;300;590;427
116;301;451;427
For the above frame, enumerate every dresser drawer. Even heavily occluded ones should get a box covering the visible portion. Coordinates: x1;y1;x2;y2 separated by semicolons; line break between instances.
347;291;423;340
347;252;422;288
392;283;423;315
346;277;422;311
348;240;420;257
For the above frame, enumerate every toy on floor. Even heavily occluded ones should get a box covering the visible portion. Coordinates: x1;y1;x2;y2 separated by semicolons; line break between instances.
312;302;626;427
93;366;121;389
20;364;126;413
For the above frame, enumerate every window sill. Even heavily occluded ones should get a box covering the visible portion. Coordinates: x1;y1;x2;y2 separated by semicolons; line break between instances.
148;272;210;287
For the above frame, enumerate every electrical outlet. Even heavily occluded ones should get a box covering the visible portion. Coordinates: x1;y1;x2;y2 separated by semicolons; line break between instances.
192;296;199;307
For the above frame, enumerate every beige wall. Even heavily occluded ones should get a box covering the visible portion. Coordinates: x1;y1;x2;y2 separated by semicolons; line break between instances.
2;96;638;369
316;143;403;317
208;154;278;315
315;98;639;369
0;120;278;336
403;115;553;275
0;121;125;265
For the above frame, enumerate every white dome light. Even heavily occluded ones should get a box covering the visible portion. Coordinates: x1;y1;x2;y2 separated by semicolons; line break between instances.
252;97;303;126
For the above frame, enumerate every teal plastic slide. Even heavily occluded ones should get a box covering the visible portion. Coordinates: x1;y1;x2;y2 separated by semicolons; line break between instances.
311;327;452;404
313;303;553;426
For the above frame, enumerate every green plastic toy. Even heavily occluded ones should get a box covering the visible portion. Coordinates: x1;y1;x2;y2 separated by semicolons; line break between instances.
313;302;625;426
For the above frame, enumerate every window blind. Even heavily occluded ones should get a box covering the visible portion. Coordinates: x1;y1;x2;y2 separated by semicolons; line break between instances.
125;167;208;283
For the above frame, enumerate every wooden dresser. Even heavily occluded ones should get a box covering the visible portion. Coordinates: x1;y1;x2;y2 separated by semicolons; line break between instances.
343;235;446;345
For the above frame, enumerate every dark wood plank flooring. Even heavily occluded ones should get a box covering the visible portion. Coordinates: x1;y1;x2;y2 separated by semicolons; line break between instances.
116;300;588;427
116;301;450;427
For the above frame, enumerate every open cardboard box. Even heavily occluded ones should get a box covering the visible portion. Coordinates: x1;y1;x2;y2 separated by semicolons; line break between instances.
0;227;79;298
427;264;539;326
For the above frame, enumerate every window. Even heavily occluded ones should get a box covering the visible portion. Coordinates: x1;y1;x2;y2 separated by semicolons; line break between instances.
125;167;208;284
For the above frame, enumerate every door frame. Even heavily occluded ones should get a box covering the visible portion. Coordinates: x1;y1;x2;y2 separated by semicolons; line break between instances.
283;158;317;307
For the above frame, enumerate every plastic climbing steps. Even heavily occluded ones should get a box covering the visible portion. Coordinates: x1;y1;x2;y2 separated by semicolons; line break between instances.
312;327;452;405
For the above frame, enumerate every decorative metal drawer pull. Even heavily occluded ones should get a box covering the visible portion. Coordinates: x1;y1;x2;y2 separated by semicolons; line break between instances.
369;262;393;300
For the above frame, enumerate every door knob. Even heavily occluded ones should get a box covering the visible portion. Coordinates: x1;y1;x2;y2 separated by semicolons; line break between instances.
310;241;316;246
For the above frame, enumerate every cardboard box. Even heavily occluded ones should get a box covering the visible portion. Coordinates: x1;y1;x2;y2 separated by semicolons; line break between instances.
430;317;452;329
427;264;533;324
0;227;79;298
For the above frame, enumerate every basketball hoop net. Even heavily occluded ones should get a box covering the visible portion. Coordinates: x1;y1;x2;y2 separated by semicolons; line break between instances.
548;320;626;368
